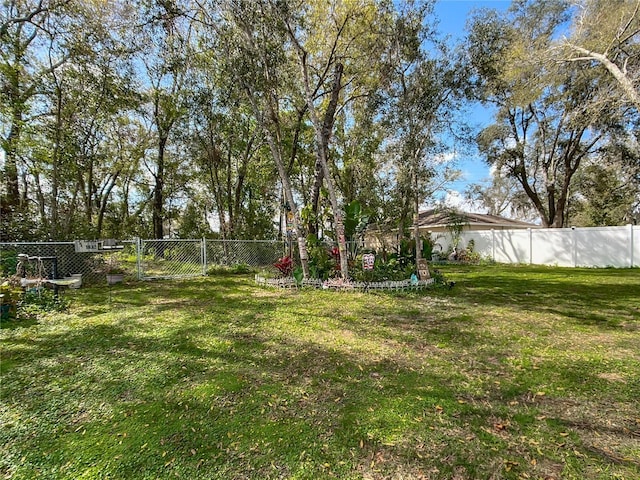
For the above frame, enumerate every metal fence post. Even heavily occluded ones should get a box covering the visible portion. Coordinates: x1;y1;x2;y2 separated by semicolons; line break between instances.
202;237;207;275
136;237;142;280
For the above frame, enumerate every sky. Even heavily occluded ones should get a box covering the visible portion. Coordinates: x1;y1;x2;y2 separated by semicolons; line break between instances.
432;0;511;210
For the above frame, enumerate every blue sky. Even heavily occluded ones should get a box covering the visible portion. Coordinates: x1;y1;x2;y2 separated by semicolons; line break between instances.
432;0;511;208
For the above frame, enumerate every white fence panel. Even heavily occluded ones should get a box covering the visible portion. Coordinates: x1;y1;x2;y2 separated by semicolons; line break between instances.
461;230;494;257
493;230;529;264
430;224;638;268
575;226;629;267
531;228;572;266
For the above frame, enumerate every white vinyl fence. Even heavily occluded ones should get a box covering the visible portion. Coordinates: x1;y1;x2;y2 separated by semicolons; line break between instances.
436;224;639;268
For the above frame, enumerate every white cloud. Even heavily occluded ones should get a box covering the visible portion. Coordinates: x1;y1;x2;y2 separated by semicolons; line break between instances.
442;190;488;213
431;151;457;166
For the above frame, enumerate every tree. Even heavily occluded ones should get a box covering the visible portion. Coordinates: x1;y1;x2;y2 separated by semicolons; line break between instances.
0;0;74;238
133;0;194;240
467;0;623;227
379;2;464;261
187;74;279;239
278;0;397;279
465;167;536;220
44;2;139;239
568;135;640;226
210;0;312;275
1;0;141;240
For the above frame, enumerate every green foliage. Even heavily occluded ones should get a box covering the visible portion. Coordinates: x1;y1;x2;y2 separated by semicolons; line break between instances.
0;282;22;320
306;235;339;280
292;266;304;287
0;0;635;246
18;287;69;319
230;263;252;274
392;238;416;268
467;1;627;228
569;163;638;226
207;263;253;275
350;248;417;282
343;200;370;242
0;250;18;277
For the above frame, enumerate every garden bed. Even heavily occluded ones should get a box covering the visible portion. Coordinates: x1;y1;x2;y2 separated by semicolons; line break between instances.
254;274;435;291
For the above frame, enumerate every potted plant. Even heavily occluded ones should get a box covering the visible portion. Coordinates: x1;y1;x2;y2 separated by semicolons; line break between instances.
0;280;23;320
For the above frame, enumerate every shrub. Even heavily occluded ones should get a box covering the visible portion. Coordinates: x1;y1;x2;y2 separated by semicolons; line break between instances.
207;263;253;275
351;253;416;282
10;286;70;320
306;236;339;280
1;281;22;320
274;256;294;277
0;249;18;277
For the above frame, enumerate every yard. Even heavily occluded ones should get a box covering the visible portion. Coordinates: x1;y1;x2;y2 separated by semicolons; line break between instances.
1;265;639;479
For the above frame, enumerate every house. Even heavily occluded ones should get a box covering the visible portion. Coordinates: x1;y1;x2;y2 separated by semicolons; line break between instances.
365;209;538;249
413;209;538;232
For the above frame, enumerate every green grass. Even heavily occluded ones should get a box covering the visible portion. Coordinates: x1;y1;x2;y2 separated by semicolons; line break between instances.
1;265;639;479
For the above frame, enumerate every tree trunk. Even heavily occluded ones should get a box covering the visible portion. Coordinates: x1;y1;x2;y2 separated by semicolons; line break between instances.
243;86;310;278
97;172;120;238
413;172;422;263
3;120;21;212
264;132;310;278
50;83;64;239
308;160;323;236
302;61;349;278
226;148;234;234
153;136;167;240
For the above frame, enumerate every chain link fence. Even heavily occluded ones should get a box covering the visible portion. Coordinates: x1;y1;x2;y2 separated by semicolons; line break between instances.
1;239;286;285
139;239;204;279
0;241;137;285
206;240;285;269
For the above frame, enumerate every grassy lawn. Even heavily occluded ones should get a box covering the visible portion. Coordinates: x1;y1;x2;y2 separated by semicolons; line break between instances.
1;265;639;479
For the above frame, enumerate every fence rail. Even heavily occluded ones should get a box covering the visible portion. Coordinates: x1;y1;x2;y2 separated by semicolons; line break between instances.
1;239;287;284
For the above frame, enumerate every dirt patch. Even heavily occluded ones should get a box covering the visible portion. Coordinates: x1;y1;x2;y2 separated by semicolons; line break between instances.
596;372;627;383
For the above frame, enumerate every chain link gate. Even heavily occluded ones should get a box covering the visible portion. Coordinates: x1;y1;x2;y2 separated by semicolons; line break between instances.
205;240;285;269
137;239;286;280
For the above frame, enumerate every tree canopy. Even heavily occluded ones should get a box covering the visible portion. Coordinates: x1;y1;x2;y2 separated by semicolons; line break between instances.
1;0;638;248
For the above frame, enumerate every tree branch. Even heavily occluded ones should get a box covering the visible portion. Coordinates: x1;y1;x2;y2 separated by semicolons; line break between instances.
565;43;640;111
